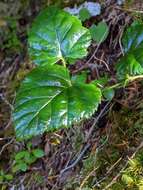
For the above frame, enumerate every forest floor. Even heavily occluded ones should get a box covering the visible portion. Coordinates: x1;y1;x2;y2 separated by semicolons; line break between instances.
1;0;143;189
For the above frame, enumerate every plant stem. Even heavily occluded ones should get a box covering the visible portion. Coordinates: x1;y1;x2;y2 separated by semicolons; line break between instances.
107;83;123;90
127;74;143;82
61;57;67;67
60;57;73;86
107;75;143;90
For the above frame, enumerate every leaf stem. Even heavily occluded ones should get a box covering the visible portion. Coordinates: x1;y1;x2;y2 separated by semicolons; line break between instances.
61;57;67;67
60;57;72;86
107;74;143;90
127;74;143;82
107;83;123;89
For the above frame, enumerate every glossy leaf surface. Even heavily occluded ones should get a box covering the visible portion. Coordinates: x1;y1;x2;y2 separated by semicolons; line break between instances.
102;87;115;101
29;6;91;65
13;65;101;140
116;54;143;79
116;21;143;79
122;21;143;53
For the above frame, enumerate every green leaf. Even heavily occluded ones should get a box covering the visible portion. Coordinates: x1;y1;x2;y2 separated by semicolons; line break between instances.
28;6;91;65
91;76;109;87
116;53;143;80
32;149;44;158
13;163;28;172
79;8;91;21
24;154;36;164
13;64;101;140
5;174;13;181
0;170;4;176
27;142;32;150
90;22;109;43
102;87;115;101
122;174;134;185
0;176;4;182
71;72;87;84
15;151;29;160
116;21;143;79
122;21;143;53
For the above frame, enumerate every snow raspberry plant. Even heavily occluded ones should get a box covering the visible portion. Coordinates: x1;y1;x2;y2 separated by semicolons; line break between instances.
13;7;143;140
13;6;101;140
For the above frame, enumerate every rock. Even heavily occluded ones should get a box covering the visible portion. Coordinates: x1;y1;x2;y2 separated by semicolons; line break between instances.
81;2;101;16
64;5;79;16
117;0;125;5
64;1;101;17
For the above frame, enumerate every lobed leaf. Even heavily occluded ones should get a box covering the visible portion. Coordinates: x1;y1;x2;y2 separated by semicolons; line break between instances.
28;6;91;65
13;65;101;140
116;21;143;79
116;54;143;80
122;21;143;53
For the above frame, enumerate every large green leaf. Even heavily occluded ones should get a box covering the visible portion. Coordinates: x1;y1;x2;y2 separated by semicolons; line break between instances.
116;21;143;79
122;21;143;53
28;6;91;65
13;65;101;140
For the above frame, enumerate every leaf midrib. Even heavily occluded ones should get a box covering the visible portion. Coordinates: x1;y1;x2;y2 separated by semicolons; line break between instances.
26;90;63;128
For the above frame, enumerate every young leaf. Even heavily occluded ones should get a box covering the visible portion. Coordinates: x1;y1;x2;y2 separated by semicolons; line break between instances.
90;22;109;43
24;155;36;164
32;149;44;158
102;87;115;101
29;6;91;65
13;163;28;172
116;21;143;79
17;163;28;172
79;8;91;21
5;174;13;181
13;65;101;140
15;151;28;160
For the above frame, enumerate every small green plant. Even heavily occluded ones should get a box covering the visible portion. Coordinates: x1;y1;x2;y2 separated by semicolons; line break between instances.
116;21;143;81
13;6;101;140
0;170;13;183
12;144;44;172
13;6;143;140
0;18;21;51
121;152;143;189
